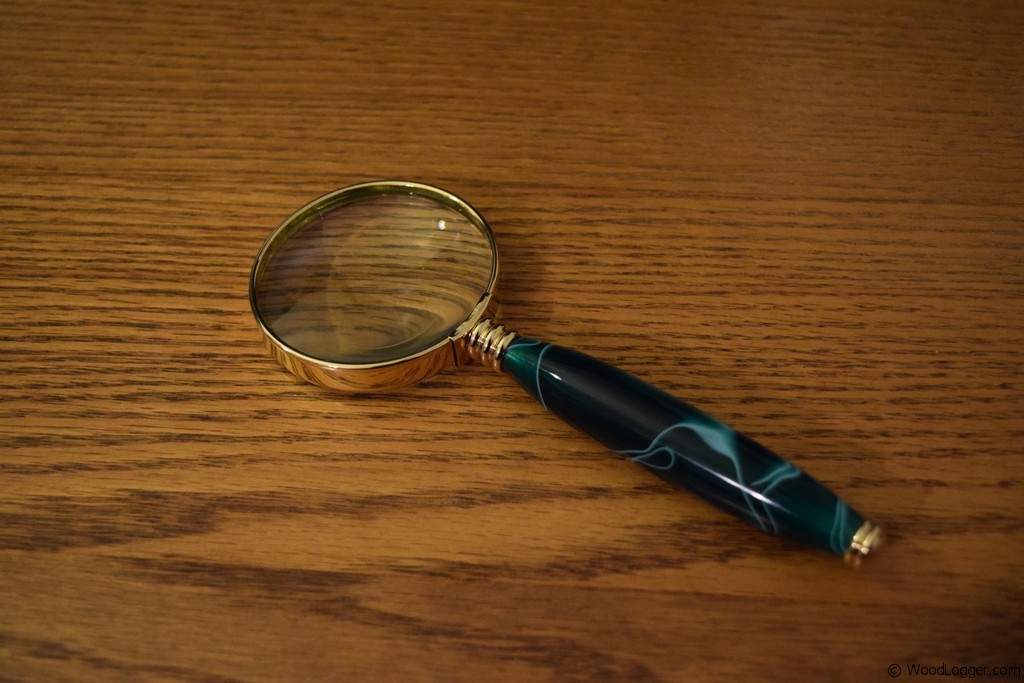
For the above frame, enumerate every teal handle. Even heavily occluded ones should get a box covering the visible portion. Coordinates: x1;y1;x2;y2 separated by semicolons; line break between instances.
502;337;874;559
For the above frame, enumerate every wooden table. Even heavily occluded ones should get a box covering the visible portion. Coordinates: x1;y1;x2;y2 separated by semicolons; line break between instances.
2;1;1021;680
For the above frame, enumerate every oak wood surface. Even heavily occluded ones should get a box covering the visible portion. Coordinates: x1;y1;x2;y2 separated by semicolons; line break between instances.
1;1;1022;681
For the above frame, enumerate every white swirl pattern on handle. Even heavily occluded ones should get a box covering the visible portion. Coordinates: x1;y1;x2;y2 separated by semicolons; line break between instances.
749;462;802;533
619;419;768;532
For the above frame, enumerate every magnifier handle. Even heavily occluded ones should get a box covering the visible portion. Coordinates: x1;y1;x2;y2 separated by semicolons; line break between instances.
500;337;881;564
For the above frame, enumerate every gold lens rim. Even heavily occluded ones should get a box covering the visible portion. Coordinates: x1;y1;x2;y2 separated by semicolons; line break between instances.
249;180;500;392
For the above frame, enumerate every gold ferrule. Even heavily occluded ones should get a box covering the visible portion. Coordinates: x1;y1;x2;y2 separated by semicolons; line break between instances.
844;520;884;567
464;318;518;372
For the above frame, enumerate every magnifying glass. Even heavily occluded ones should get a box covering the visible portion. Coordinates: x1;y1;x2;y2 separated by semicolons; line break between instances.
250;180;883;565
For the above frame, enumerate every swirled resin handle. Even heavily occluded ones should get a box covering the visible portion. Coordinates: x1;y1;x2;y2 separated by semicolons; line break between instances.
501;337;882;564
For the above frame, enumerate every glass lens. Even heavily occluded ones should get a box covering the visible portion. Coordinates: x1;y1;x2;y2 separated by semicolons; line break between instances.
252;191;494;364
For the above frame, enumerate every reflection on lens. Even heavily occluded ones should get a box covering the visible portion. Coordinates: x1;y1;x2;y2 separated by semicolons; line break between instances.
253;193;494;364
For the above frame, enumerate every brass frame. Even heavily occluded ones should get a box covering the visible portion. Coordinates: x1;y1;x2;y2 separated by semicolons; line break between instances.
249;180;501;392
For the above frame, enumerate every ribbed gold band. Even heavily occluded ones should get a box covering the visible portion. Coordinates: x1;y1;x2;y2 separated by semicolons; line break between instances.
464;318;518;371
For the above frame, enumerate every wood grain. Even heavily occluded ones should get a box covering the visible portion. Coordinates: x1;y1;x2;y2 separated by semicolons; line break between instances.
2;1;1022;680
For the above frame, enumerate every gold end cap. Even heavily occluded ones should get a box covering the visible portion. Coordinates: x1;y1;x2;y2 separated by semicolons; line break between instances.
844;520;884;567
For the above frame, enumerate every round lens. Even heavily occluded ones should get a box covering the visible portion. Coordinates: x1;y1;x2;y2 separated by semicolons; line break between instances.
252;187;496;365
